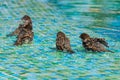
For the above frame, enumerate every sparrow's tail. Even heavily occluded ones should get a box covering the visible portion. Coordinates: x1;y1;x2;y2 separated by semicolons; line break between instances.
68;50;75;54
106;50;114;53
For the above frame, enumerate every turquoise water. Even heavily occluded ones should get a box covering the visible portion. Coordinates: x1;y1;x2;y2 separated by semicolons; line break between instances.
0;0;120;80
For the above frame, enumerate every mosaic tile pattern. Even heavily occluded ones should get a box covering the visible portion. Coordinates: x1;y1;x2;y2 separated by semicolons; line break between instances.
0;0;120;80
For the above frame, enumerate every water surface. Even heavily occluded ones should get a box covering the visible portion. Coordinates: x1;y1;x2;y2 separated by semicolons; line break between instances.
0;0;120;80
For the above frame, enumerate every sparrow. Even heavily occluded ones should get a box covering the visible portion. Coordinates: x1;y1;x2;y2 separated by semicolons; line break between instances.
56;31;74;53
14;29;34;46
80;33;113;53
7;15;32;37
7;15;34;46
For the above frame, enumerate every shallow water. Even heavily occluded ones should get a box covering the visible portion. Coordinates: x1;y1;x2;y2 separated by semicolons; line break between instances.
0;0;120;80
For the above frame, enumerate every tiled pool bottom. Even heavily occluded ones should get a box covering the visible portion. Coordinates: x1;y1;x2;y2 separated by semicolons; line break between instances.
0;0;120;80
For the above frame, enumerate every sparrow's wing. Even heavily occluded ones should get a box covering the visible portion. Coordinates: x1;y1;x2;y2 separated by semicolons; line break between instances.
64;37;74;53
56;37;65;51
91;42;106;52
82;38;93;51
94;38;109;47
64;37;71;50
7;25;22;37
83;38;107;52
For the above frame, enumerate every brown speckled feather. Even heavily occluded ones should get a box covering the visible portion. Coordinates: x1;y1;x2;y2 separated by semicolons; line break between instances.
80;33;113;53
14;29;34;46
7;15;34;46
56;31;74;53
94;38;109;47
83;38;106;52
56;36;65;51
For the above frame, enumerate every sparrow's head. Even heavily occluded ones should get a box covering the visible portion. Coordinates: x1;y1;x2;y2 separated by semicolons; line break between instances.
22;15;31;21
80;33;90;40
21;15;32;27
57;31;66;38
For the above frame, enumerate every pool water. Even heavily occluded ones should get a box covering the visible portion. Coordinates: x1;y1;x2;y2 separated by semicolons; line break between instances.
0;0;120;80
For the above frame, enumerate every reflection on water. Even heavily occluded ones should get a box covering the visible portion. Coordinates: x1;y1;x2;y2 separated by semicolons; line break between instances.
49;0;120;40
0;0;120;79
